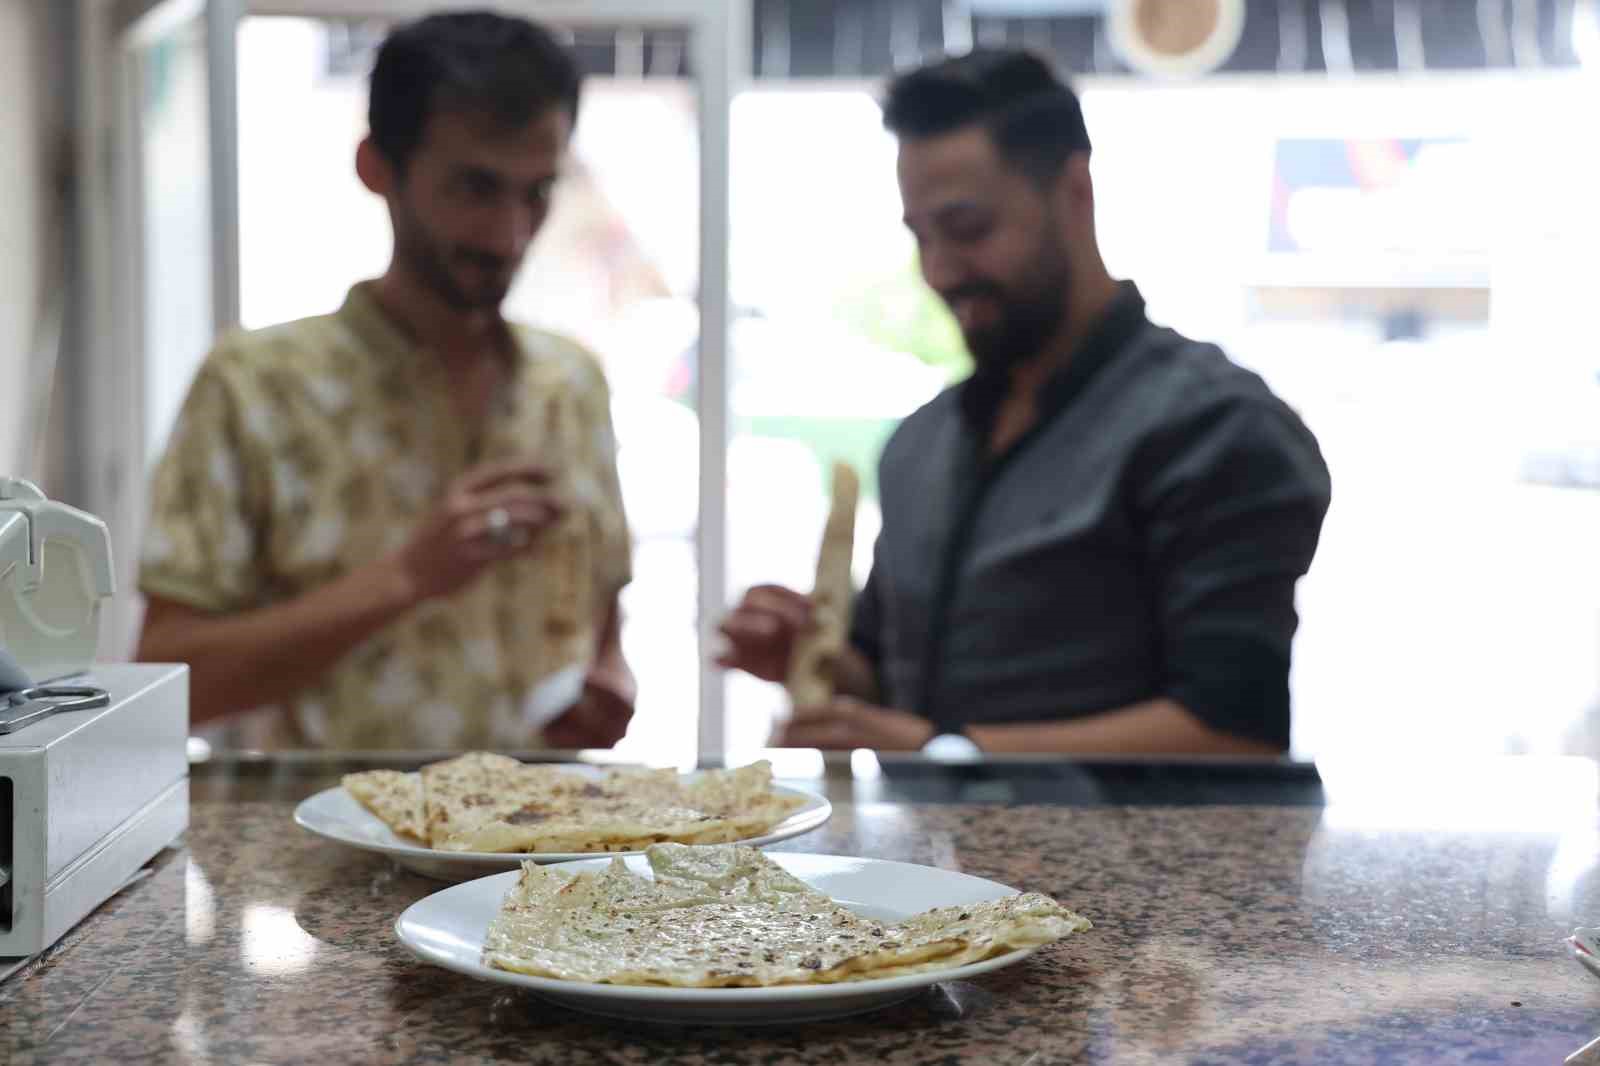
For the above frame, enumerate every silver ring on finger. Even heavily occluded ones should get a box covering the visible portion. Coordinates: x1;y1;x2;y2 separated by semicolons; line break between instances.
485;506;513;544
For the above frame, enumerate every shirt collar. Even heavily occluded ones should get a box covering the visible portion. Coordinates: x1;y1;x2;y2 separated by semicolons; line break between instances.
337;280;422;363
337;280;525;385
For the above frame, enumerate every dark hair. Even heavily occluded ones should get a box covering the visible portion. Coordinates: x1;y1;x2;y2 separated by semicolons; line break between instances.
369;11;581;170
881;49;1090;184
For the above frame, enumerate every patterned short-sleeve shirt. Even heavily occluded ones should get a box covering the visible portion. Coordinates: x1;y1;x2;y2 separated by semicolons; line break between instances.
140;281;632;749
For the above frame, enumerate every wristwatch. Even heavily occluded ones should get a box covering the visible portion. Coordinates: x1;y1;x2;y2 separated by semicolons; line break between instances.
921;731;982;761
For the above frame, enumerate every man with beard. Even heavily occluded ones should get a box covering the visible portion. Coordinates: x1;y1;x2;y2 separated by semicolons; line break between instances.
720;50;1331;756
136;13;634;750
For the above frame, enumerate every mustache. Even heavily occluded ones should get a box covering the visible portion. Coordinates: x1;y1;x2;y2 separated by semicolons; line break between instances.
940;283;1005;308
455;249;515;274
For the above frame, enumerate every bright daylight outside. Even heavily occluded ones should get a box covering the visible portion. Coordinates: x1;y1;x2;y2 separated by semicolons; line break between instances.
216;18;1600;766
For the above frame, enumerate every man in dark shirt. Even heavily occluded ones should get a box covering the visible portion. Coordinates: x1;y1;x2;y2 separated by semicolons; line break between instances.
718;49;1331;755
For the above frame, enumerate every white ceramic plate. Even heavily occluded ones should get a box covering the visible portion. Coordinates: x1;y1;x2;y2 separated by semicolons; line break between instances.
293;774;831;881
394;853;1051;1025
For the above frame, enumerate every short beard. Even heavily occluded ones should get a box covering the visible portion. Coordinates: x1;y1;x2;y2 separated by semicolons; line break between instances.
392;198;506;312
956;237;1072;376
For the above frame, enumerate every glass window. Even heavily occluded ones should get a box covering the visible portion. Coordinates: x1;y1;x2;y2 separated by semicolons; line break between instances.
137;17;214;465
725;87;962;754
1084;75;1600;760
723;73;1600;761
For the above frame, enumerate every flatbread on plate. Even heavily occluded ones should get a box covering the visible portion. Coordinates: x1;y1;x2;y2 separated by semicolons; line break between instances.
483;843;1091;987
342;756;806;854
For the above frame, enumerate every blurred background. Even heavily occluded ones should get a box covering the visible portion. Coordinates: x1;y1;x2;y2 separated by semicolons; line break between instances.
4;0;1598;767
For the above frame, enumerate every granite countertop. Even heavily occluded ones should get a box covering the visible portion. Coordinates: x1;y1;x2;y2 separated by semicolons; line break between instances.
184;749;1328;806
4;798;1596;1064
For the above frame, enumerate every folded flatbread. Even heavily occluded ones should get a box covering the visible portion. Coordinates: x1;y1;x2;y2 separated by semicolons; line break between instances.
787;461;859;708
341;768;426;843
343;755;806;854
483;843;1091;987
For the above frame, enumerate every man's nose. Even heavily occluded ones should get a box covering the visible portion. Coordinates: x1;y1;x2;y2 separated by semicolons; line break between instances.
481;200;541;258
918;242;968;298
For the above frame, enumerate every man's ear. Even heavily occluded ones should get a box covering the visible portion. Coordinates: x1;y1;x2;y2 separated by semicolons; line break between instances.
355;136;395;196
1057;151;1094;224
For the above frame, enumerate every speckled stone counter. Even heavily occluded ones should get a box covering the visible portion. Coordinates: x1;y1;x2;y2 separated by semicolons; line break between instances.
4;799;1597;1064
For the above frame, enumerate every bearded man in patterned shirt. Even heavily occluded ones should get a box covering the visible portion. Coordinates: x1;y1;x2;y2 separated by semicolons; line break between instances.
136;12;634;751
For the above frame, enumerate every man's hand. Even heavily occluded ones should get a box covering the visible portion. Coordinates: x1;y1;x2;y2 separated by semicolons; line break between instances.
391;459;565;604
715;584;812;682
542;662;636;749
772;696;936;751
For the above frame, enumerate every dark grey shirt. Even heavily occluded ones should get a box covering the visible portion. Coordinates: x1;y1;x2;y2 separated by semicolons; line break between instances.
850;284;1331;749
